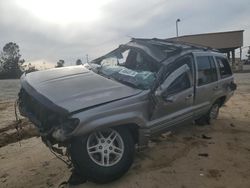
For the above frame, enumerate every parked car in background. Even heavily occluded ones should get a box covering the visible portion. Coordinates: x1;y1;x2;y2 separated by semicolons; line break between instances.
18;38;236;183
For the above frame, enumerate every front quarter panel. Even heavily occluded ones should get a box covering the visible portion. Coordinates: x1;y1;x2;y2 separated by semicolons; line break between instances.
69;91;149;137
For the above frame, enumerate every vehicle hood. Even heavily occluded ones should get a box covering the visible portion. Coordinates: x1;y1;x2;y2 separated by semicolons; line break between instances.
21;66;142;114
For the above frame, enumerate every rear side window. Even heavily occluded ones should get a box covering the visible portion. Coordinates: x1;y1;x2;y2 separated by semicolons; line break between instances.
215;57;232;78
196;56;217;86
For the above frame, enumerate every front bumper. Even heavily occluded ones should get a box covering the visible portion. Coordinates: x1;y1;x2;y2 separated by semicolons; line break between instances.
18;88;79;144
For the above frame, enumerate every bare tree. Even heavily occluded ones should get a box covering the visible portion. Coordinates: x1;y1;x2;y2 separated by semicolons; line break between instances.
76;59;82;65
55;59;65;68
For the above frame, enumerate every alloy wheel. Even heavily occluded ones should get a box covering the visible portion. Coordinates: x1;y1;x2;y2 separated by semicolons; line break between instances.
86;129;124;167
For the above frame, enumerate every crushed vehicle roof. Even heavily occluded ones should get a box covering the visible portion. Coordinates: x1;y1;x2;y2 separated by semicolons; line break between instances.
92;38;219;64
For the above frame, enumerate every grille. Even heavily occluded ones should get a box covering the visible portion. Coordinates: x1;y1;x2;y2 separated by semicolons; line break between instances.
19;88;61;132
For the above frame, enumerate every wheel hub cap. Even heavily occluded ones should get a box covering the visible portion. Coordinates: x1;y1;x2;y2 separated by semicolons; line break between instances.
210;105;219;120
86;129;124;167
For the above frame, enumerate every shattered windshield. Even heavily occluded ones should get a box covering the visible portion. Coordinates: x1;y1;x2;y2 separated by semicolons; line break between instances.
88;48;160;90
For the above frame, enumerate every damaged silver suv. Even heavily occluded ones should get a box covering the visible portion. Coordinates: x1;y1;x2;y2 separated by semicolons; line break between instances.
18;38;236;183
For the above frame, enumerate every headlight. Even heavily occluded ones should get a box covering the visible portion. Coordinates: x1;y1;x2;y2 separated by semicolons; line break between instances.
62;118;80;132
52;118;80;141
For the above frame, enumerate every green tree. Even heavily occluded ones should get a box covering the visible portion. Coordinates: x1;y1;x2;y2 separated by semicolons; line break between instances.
0;42;24;78
75;59;82;65
55;59;65;68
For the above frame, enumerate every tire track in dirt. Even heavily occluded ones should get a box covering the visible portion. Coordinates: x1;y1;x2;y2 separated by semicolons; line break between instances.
132;133;209;173
0;119;39;147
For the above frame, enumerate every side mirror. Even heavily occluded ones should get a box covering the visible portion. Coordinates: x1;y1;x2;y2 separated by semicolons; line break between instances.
155;85;163;96
155;87;175;103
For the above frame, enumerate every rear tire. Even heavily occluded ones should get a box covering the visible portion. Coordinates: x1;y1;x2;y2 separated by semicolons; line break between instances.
207;102;220;125
195;102;220;125
69;126;135;183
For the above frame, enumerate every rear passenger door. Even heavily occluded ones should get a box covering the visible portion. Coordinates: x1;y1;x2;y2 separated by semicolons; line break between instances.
215;56;234;98
193;53;219;117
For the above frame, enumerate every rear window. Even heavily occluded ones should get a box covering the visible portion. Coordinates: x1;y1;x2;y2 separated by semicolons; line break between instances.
215;57;232;78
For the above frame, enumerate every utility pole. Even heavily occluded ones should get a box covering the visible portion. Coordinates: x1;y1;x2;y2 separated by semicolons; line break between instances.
86;54;89;64
176;18;181;39
240;47;242;61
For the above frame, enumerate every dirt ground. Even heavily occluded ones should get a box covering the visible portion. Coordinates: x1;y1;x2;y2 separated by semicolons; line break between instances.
0;74;250;188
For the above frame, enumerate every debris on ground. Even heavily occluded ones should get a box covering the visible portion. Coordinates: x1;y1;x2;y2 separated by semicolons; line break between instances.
201;134;212;140
230;123;235;127
207;169;222;179
198;153;209;157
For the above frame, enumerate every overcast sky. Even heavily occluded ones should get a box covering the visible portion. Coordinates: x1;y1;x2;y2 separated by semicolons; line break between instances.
0;0;249;67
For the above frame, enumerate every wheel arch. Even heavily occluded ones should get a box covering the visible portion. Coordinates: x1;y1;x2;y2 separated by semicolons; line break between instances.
215;96;226;107
116;123;140;144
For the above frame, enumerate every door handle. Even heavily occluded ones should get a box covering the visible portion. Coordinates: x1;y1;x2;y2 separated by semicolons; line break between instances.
213;86;219;91
185;94;193;100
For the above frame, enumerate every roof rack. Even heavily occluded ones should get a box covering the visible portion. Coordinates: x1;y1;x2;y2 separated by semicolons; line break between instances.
164;38;219;52
132;38;219;52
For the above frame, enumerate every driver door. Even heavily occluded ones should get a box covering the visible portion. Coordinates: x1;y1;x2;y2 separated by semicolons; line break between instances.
150;56;194;133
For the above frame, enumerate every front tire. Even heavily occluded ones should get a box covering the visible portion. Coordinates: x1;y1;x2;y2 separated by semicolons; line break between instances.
69;126;135;183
